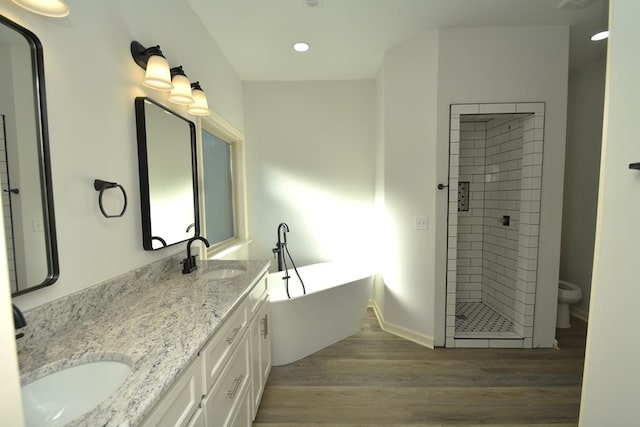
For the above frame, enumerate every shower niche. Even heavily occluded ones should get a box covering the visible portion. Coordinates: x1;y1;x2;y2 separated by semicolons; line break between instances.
445;103;545;348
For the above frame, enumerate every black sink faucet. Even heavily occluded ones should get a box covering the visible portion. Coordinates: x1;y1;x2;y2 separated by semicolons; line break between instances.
13;304;26;339
182;236;210;274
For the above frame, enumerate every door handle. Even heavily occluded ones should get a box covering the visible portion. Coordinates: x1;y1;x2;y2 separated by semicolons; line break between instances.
437;183;448;190
3;188;19;194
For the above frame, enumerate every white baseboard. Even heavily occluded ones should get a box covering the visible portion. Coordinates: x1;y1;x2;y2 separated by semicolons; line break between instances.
368;300;434;349
570;306;589;323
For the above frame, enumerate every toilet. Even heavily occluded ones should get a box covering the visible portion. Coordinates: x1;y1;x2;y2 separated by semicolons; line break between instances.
556;280;582;328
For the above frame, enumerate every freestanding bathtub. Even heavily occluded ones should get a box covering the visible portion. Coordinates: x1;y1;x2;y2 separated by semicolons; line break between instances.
268;262;373;366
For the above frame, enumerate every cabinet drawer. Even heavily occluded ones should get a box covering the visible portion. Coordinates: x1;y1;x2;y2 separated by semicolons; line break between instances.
247;273;268;319
141;357;202;427
201;302;247;394
202;335;250;427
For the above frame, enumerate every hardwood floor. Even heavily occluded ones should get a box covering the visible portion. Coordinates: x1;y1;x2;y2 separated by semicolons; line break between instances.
254;308;587;426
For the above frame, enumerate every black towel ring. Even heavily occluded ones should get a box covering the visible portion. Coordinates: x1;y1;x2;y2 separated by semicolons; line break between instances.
94;179;127;218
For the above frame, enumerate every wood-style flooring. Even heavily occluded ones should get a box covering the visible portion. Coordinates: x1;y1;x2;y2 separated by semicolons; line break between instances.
254;308;587;426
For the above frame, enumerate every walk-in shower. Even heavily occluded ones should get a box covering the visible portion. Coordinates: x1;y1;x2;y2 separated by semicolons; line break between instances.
445;103;545;349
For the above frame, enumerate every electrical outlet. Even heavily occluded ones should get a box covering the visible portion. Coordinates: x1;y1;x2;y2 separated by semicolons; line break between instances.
32;219;44;232
415;216;428;231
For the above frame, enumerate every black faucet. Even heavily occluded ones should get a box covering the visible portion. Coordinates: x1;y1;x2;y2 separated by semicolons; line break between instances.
13;304;26;339
272;222;289;272
182;236;210;274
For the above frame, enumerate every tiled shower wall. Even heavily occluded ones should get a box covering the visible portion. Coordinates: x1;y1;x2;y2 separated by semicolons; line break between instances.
455;122;486;302
446;103;545;348
482;117;524;322
0;115;16;293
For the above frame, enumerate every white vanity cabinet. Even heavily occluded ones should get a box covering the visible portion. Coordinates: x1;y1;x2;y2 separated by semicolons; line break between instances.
139;271;270;427
139;356;203;427
248;275;271;418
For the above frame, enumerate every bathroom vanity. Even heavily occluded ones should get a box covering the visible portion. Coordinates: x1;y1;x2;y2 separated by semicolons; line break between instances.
17;257;271;426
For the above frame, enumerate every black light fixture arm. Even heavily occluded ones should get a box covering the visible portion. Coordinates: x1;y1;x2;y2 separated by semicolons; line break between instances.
130;41;165;69
170;65;187;79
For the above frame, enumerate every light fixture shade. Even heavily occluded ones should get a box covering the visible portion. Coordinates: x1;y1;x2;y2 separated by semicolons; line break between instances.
11;0;69;17
188;83;210;116
143;55;173;91
169;74;194;105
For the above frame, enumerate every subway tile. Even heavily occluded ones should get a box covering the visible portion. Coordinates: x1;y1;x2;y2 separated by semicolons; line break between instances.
450;116;460;131
489;339;524;348
524;326;534;338
446;304;456;315
534;116;544;129
514;323;525;336
533;141;544;154
480;103;516;114
454;339;489;348
452;104;480;115
516;103;545;114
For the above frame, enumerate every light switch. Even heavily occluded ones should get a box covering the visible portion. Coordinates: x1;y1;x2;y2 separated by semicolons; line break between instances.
415;216;428;230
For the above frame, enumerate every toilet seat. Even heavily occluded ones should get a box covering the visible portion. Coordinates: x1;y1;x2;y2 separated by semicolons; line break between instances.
558;280;582;301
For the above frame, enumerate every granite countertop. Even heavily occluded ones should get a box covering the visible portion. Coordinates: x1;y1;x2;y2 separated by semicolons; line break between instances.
17;258;270;427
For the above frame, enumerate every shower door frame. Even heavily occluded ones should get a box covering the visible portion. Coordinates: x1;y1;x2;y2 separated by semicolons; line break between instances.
444;102;545;349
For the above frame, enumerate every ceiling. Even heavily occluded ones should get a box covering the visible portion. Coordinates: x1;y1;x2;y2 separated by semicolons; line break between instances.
186;0;608;81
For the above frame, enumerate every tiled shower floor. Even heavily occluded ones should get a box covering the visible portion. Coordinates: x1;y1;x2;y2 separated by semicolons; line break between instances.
455;302;520;338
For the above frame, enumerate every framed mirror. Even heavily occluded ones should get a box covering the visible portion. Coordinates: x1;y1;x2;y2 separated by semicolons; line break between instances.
0;15;58;296
135;97;199;250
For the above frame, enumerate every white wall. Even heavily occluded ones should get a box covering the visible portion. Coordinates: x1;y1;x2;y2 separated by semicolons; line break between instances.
434;26;569;347
0;200;24;425
376;31;439;344
243;80;376;269
560;57;606;318
580;1;640;424
0;0;244;310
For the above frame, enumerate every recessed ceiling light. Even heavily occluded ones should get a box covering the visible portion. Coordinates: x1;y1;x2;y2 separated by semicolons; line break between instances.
293;42;310;52
591;30;609;41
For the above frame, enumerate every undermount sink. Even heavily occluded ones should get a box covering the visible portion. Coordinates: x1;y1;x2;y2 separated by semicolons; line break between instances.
202;267;247;280
22;360;131;427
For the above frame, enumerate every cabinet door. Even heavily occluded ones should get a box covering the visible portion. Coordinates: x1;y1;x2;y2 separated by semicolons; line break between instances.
202;333;250;426
186;408;205;427
140;357;203;427
229;381;252;427
259;300;271;388
250;298;271;418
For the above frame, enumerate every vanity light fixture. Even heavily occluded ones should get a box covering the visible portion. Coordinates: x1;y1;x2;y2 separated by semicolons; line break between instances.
187;82;211;116
131;40;211;116
130;41;173;91
591;30;609;41
168;66;194;105
11;0;70;17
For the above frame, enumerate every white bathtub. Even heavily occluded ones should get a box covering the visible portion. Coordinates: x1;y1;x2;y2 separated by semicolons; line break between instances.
268;262;373;366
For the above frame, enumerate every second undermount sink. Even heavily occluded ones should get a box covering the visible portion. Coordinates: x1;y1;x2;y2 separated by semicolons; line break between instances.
22;360;131;427
202;267;247;280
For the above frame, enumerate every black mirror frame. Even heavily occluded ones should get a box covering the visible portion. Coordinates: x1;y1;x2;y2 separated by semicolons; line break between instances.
1;15;59;296
134;97;200;251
